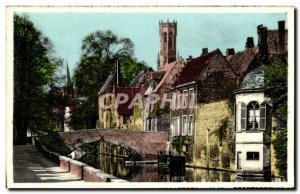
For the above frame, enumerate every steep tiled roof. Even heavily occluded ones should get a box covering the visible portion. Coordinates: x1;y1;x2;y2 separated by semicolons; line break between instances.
151;71;165;81
138;71;163;96
129;70;145;87
153;58;184;93
174;50;219;87
226;47;259;77
98;73;115;95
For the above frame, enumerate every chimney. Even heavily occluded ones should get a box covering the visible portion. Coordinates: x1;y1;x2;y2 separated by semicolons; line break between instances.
202;48;208;55
186;55;193;61
245;37;254;49
226;48;235;56
257;24;263;45
257;25;268;59
278;21;286;54
115;60;120;87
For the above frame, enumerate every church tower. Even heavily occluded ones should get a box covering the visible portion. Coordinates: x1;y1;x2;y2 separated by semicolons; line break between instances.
157;20;177;70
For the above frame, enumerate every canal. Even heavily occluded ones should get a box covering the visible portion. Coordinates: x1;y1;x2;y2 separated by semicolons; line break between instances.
80;153;236;182
78;141;282;182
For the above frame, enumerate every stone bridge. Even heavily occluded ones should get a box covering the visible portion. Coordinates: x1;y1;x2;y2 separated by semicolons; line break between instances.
41;129;169;160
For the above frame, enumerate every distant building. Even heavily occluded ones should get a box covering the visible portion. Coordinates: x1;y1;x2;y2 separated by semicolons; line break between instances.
98;62;141;130
51;64;75;132
139;20;185;132
157;20;177;71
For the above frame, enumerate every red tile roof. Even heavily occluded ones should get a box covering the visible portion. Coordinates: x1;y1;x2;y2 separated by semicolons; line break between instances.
174;49;219;87
153;58;184;93
226;47;259;77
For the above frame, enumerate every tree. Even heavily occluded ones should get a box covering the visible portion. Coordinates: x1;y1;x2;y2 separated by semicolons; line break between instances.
262;57;288;179
70;30;146;130
262;57;287;118
13;15;61;144
272;130;287;179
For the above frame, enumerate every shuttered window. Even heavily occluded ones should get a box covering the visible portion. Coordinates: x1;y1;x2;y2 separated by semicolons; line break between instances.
260;102;266;130
241;103;247;130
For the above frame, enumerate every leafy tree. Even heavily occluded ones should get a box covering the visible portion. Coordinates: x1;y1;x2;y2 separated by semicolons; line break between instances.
272;130;287;179
13;15;61;144
120;57;147;86
262;57;287;125
262;57;288;179
70;30;146;130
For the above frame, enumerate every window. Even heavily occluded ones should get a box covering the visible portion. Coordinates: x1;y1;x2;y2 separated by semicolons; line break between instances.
172;118;176;136
182;116;188;135
247;152;259;160
240;101;270;131
247;101;260;130
188;88;195;108
176;91;180;109
241;102;247;130
188;115;194;135
172;93;176;110
177;117;180;136
151;118;157;131
146;119;151;131
182;90;188;108
260;102;266;129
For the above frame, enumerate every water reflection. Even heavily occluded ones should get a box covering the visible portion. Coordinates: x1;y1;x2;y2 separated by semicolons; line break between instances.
79;142;278;182
80;153;237;182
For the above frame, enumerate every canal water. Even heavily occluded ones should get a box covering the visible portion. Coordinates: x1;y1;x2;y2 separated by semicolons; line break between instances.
80;153;236;182
79;142;282;182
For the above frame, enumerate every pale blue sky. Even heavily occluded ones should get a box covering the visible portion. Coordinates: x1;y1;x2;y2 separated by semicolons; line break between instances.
20;12;287;77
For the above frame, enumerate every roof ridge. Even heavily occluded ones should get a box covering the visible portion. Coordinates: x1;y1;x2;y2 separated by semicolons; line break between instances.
98;73;115;95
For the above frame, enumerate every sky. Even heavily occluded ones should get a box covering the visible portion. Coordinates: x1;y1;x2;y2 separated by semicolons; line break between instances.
19;12;287;77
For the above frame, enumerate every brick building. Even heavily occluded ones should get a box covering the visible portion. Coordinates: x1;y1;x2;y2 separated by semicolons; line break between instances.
169;48;237;167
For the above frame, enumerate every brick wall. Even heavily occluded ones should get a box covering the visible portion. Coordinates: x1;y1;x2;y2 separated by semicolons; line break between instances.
59;156;71;172
192;100;234;170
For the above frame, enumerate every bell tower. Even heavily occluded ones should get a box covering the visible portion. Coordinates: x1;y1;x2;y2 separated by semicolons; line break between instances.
157;20;177;70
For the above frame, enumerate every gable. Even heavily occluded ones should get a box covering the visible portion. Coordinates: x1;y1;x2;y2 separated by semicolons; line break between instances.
226;47;259;78
174;50;216;87
200;51;237;82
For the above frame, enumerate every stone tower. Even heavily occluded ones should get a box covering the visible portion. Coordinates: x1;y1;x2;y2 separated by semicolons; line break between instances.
157;20;177;70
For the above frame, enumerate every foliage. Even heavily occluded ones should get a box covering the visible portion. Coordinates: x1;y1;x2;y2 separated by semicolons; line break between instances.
261;57;288;122
211;117;230;146
272;130;287;179
120;56;147;86
70;30;146;129
171;136;188;154
68;100;98;130
262;57;288;178
13;14;61;144
149;101;170;117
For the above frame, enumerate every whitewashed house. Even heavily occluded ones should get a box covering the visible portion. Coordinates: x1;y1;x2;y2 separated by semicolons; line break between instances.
234;69;272;175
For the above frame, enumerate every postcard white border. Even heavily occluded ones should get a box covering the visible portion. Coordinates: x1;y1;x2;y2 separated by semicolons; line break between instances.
6;6;295;189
